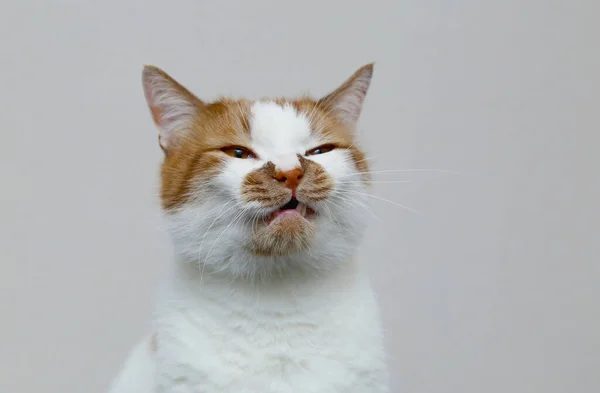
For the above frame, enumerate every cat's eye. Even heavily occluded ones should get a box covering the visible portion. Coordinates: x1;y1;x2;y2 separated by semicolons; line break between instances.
306;144;335;156
221;146;256;159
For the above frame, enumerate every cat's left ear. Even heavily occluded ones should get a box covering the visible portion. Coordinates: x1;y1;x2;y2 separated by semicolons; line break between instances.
318;63;374;125
142;65;205;153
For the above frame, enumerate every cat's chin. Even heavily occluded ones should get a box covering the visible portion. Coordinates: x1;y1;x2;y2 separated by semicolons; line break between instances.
249;210;317;257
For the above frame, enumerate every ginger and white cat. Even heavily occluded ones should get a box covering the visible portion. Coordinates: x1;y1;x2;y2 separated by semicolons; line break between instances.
107;63;389;393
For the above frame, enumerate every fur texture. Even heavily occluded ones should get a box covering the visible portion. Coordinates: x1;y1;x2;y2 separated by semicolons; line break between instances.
107;63;389;393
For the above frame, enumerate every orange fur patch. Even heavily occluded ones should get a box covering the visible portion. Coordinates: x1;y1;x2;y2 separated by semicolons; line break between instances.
160;100;254;210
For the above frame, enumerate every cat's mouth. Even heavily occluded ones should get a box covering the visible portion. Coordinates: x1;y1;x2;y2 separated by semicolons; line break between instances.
266;197;315;224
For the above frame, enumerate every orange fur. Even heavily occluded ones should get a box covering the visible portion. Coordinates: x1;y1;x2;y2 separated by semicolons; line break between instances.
158;100;254;210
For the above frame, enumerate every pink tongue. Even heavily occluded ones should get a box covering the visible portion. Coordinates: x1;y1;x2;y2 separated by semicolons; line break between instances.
270;209;301;222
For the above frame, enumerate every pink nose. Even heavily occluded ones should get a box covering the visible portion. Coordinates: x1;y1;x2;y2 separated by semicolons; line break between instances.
273;168;304;190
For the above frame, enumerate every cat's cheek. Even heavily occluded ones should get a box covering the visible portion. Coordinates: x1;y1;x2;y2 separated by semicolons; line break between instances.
215;159;264;201
306;150;355;184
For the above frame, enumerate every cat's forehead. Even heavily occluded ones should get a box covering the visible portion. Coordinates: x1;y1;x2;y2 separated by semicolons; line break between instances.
249;101;313;148
194;98;354;152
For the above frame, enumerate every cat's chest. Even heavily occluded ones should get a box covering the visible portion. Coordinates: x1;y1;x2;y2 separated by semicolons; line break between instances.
155;307;381;393
153;268;387;393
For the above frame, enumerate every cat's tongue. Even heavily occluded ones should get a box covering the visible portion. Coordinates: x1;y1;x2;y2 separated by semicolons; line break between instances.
267;200;311;224
270;209;302;221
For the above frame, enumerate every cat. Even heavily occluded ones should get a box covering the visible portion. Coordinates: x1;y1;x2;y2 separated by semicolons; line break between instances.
106;63;389;393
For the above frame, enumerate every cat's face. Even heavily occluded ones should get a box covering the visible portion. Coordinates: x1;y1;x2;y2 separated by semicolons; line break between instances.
143;64;373;277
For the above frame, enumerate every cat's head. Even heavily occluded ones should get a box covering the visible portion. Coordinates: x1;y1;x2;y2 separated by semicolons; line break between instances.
142;64;373;278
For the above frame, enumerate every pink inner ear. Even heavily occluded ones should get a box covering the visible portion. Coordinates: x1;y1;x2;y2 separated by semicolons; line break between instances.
150;105;163;125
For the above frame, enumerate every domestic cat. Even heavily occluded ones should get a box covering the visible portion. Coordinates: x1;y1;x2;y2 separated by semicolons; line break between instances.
107;63;389;393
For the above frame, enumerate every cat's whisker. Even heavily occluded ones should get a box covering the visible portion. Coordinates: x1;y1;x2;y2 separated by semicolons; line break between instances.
236;102;249;129
203;209;247;270
227;168;250;182
197;201;240;263
330;193;384;224
304;103;321;129
321;202;343;230
176;204;228;231
352;154;381;165
339;168;460;179
197;201;240;281
323;198;369;236
305;100;331;134
336;190;420;215
201;210;250;283
317;153;344;173
344;180;412;184
226;166;261;186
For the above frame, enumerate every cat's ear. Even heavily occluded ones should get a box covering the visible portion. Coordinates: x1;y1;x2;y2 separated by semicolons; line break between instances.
318;63;374;125
142;66;205;153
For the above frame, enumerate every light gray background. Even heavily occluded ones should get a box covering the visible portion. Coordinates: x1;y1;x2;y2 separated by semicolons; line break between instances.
1;1;598;392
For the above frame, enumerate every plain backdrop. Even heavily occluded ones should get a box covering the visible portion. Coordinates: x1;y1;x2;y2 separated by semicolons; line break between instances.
1;1;599;392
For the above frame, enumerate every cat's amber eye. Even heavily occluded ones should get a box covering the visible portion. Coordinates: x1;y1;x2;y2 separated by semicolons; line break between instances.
306;144;335;156
221;146;256;159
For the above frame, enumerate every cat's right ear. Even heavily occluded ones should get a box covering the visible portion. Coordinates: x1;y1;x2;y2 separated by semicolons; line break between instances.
142;66;205;153
317;63;374;126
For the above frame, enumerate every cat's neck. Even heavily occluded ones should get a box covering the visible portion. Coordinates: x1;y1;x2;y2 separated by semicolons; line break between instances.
160;255;369;311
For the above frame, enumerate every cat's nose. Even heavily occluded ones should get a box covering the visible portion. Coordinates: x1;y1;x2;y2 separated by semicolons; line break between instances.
273;167;304;191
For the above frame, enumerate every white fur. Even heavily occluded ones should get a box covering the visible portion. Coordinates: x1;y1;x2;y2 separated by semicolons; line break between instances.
109;91;388;392
107;334;156;393
249;102;311;172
